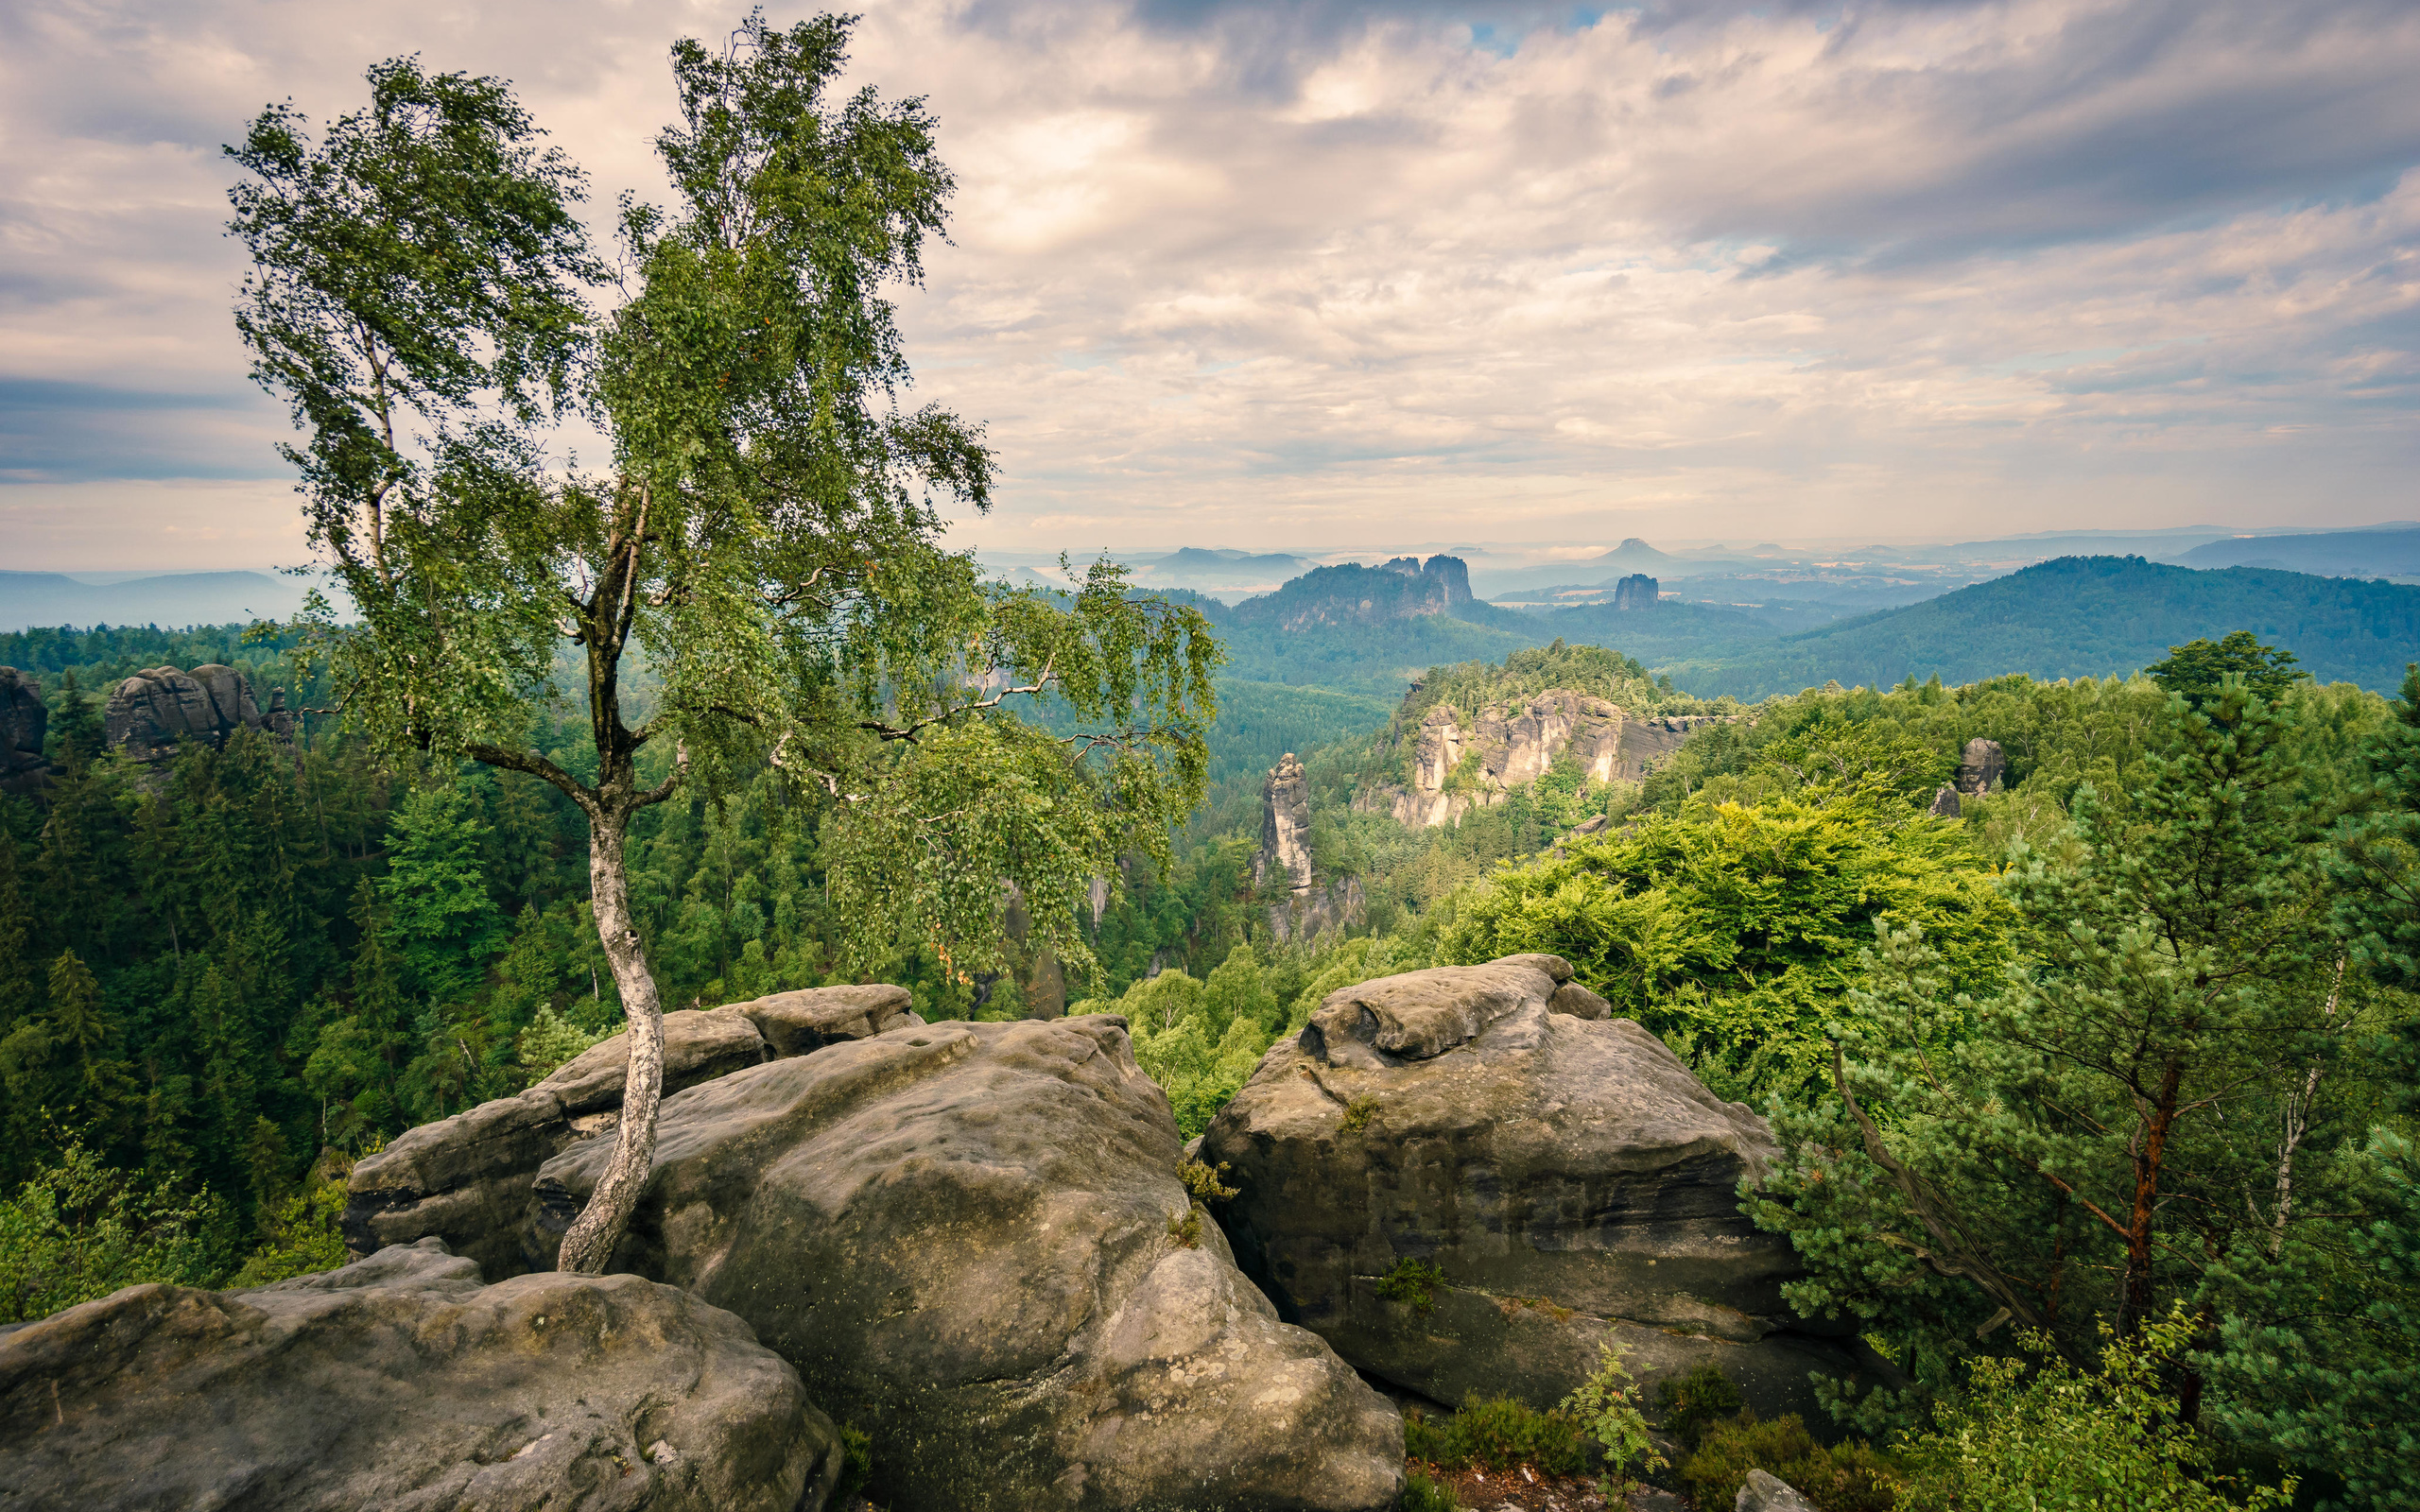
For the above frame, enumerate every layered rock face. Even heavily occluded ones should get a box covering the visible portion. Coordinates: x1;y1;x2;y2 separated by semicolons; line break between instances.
104;663;295;765
1927;737;2008;818
0;666;46;794
527;1015;1405;1512
1255;752;1316;896
1254;751;1363;942
1229;557;1473;631
0;1237;840;1512
1363;691;1627;829
1611;574;1659;610
1201;954;1864;1422
344;986;915;1278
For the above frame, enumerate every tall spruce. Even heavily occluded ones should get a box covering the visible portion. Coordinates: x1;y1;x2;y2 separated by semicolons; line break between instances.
227;17;1216;1270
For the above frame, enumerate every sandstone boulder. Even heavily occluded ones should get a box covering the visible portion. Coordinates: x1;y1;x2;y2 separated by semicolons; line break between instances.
527;1015;1405;1511
1202;954;1867;1424
0;1237;839;1512
1954;737;2005;797
1737;1469;1820;1512
345;988;919;1277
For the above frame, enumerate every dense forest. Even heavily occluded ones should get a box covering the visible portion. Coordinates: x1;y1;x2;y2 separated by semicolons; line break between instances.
4;615;2416;1508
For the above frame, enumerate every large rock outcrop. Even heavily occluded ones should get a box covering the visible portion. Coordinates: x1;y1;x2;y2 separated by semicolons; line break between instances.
344;986;916;1278
1362;692;1620;828
0;667;46;794
1227;558;1473;631
104;663;295;765
1255;752;1365;943
1611;574;1658;610
0;1237;840;1512
1201;954;1867;1423
525;1015;1406;1512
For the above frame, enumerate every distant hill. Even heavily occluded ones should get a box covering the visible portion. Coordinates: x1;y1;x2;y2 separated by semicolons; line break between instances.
1225;557;1487;630
2176;528;2420;578
0;570;314;634
1654;557;2420;699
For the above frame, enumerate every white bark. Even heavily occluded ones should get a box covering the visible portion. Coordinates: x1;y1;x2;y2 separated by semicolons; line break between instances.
554;815;665;1275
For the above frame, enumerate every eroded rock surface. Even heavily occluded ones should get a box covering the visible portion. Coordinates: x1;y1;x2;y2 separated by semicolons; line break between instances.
104;663;294;765
345;988;918;1278
0;1237;838;1512
1361;696;1734;830
527;1015;1404;1512
0;667;46;793
1202;954;1865;1423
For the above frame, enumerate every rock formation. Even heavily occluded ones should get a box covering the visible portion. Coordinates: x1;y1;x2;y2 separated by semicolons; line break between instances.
1954;737;2005;796
1228;557;1473;631
344;985;916;1278
1358;694;1728;829
1201;954;1868;1424
1737;1470;1822;1512
1255;752;1316;896
524;1014;1407;1511
0;666;46;794
1927;737;2008;818
1611;574;1659;610
104;663;295;765
0;1236;841;1512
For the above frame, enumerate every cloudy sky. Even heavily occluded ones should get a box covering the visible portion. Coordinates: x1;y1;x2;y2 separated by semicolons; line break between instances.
3;0;2416;569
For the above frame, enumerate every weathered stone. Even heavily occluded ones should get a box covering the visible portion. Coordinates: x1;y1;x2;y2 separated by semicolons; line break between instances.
1612;714;1731;781
1928;783;1962;818
1737;1469;1820;1512
344;995;910;1277
527;1016;1406;1511
103;663;293;765
0;666;47;793
1611;574;1659;610
1255;752;1316;897
0;1237;839;1512
538;1003;769;1115
1549;980;1612;1020
1954;737;2005;797
732;983;917;1057
1202;955;1868;1426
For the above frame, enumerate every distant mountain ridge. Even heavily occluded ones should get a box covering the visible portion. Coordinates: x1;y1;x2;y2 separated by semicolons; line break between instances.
2175;528;2420;577
0;571;317;634
1650;557;2420;698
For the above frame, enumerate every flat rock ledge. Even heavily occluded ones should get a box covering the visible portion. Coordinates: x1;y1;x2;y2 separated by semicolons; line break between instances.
345;985;916;1278
1203;954;1870;1423
0;1237;839;1512
527;1014;1406;1512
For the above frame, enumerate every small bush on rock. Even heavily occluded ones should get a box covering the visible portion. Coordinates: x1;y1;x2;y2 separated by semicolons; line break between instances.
1678;1413;1900;1512
1559;1338;1666;1487
1406;1394;1591;1478
1375;1257;1447;1314
1177;1157;1238;1203
1652;1360;1744;1452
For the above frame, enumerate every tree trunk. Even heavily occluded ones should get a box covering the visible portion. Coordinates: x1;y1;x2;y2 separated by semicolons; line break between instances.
554;809;665;1275
2121;1058;2185;1332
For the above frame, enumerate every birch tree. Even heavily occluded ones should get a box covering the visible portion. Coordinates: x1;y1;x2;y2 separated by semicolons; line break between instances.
229;17;1216;1273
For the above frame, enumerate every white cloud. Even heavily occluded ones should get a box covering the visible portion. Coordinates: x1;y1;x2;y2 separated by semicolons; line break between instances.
1;0;2414;568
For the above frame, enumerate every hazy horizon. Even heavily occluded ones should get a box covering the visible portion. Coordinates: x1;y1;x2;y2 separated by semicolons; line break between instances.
4;0;2417;570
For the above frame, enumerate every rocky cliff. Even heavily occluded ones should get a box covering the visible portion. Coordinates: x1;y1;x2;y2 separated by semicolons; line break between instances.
1357;689;1727;829
1253;751;1366;942
1611;572;1658;610
105;663;295;765
1227;556;1473;631
0;667;47;794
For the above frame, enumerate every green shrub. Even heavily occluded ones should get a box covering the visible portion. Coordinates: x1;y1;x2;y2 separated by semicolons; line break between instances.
1678;1413;1900;1512
835;1424;873;1503
1340;1093;1379;1133
1405;1394;1591;1477
1401;1467;1461;1512
1375;1257;1447;1314
1177;1158;1238;1203
229;1174;350;1288
1559;1338;1667;1486
1652;1360;1744;1452
0;1143;238;1322
1894;1311;2296;1512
